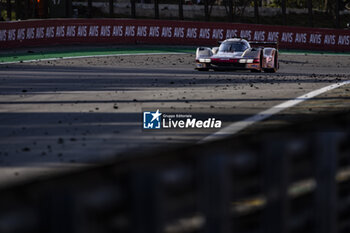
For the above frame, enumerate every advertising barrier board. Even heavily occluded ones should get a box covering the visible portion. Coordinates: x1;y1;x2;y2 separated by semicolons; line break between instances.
0;19;349;51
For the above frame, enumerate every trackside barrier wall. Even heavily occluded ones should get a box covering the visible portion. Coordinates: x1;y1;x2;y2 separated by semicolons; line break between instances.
0;19;350;51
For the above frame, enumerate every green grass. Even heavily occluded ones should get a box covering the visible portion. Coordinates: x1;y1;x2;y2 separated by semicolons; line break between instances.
0;47;195;63
0;46;349;63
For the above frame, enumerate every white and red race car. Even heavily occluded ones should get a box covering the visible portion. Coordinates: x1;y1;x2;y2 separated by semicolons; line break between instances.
195;38;279;73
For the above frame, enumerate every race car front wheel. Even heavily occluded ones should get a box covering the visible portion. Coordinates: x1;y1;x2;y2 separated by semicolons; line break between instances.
251;69;261;73
263;53;278;73
263;68;276;73
251;51;263;73
197;68;209;71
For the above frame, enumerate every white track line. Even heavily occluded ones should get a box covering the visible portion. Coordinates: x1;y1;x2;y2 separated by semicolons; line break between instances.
280;52;350;56
0;52;186;65
200;80;350;143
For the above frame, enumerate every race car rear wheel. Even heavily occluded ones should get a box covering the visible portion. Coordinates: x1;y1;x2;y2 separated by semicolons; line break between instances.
263;68;276;73
263;53;278;73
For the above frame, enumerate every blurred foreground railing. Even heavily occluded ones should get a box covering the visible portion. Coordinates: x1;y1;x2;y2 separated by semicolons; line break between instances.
0;112;349;233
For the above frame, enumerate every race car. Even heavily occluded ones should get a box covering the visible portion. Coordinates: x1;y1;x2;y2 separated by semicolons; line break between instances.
195;38;279;73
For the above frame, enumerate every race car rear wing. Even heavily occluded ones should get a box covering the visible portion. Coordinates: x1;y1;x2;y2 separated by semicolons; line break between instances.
218;38;279;49
249;41;279;50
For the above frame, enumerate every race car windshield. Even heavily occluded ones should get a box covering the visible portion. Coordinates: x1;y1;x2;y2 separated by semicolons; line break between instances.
219;42;248;52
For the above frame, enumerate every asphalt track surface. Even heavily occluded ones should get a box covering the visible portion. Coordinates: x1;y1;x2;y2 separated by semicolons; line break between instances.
0;50;350;186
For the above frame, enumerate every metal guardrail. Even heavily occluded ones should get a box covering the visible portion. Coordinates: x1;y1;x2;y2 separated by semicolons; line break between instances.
0;112;349;233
